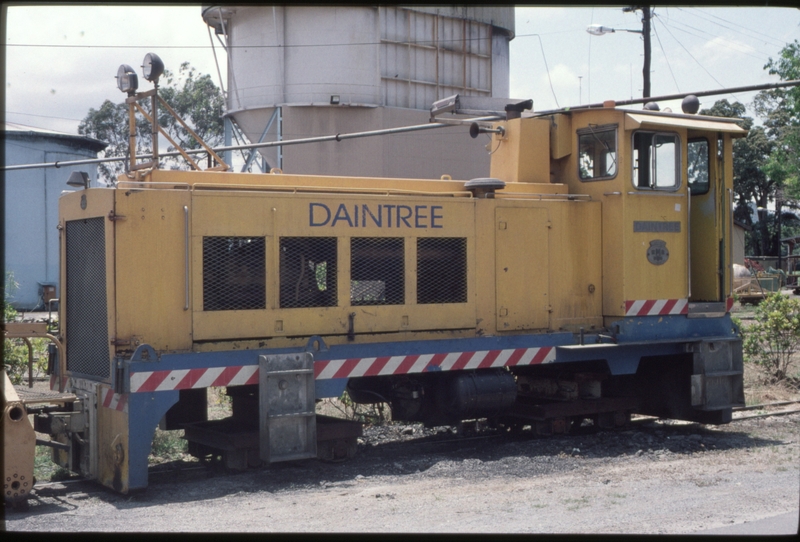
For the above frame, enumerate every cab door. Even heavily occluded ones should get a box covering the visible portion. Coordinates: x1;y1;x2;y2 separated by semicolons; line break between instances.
623;129;690;308
688;133;722;302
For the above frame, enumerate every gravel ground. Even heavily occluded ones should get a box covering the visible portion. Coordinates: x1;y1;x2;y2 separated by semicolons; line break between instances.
4;412;799;534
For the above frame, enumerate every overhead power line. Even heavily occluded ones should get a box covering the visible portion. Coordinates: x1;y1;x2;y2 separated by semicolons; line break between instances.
680;7;789;49
658;16;781;62
651;19;681;93
655;18;729;95
5;111;84;122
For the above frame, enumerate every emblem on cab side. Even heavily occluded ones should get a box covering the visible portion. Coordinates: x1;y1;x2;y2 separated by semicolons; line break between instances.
647;240;669;265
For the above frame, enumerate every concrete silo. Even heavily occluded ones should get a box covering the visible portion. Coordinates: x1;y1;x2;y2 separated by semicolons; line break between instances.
202;5;515;179
3;123;106;310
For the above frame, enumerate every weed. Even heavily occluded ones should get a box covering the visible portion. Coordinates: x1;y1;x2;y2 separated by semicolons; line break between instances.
33;445;72;482
3;272;51;384
317;392;390;426
563;496;590;511
149;428;189;464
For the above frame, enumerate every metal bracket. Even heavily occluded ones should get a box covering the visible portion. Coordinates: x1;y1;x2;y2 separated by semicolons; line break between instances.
130;344;158;362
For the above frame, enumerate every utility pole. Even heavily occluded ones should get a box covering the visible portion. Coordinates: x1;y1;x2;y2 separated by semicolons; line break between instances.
623;5;652;98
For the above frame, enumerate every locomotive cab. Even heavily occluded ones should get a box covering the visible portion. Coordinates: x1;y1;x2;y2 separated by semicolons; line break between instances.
488;105;745;319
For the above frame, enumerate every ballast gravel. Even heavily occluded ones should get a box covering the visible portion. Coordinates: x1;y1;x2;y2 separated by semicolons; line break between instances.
4;413;799;534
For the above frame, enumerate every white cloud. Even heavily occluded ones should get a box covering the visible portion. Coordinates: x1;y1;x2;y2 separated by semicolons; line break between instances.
701;36;758;60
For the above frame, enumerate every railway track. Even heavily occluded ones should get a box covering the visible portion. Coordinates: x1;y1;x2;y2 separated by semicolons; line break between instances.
24;401;800;496
731;400;800;421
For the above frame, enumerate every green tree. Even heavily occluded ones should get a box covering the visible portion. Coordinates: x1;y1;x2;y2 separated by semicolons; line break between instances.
754;40;800;253
701;41;800;258
78;63;225;185
699;100;778;255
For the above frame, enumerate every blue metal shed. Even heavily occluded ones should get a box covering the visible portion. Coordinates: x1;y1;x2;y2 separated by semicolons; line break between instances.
3;122;107;310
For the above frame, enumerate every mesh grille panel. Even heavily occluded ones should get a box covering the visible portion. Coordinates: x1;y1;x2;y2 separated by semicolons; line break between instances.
417;237;467;304
203;237;266;311
280;237;337;308
351;237;404;305
65;218;109;378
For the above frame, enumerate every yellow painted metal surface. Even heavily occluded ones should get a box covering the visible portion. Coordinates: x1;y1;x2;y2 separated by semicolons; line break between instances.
2;371;35;503
495;206;550;330
133;168;568;195
97;386;129;493
549;114;573;160
623;191;689;304
190;190;476;342
489;117;552;184
547;201;603;330
625;112;747;135
601;193;625;315
721;133;735;297
114;189;192;352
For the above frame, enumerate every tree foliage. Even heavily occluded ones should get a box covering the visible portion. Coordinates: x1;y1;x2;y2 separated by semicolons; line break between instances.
700;41;800;257
761;40;800;204
699;100;779;255
78;63;224;185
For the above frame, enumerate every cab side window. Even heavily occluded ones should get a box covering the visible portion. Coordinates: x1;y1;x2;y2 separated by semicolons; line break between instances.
632;131;680;190
688;138;710;195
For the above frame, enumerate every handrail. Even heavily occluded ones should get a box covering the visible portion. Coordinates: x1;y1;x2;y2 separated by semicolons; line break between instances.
184;206;190;311
189;183;473;198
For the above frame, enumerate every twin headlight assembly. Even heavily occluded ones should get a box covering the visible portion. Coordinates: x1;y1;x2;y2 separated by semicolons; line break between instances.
116;52;164;95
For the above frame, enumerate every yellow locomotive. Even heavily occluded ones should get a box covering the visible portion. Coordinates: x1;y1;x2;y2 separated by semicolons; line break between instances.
6;57;749;497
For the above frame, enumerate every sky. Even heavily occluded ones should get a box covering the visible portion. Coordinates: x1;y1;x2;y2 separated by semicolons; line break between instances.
3;4;800;138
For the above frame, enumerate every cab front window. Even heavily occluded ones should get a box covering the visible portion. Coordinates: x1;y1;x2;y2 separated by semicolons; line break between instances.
578;125;618;181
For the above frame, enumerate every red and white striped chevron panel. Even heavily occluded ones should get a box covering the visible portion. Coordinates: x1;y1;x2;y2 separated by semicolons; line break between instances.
726;297;734;312
100;388;128;413
314;347;555;380
127;347;555;393
130;365;259;393
625;299;688;317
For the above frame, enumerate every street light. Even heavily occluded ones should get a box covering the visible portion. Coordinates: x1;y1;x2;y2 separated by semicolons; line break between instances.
586;24;641;36
587;6;652;98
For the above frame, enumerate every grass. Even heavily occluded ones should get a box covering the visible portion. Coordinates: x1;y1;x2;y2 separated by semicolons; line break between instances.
563;496;590;511
149;428;190;465
34;445;71;482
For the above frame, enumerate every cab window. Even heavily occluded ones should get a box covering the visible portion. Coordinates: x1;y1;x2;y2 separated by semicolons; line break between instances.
687;138;710;195
632;131;680;190
578;125;617;181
